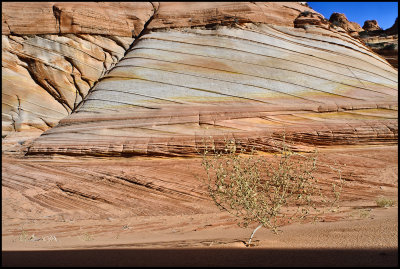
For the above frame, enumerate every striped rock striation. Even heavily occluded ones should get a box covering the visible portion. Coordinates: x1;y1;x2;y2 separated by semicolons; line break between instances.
1;2;398;246
146;2;316;29
2;2;398;157
28;23;398;156
2;2;155;137
2;34;134;133
2;1;316;139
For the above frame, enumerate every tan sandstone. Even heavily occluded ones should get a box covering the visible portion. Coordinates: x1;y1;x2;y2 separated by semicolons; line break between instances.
2;2;398;260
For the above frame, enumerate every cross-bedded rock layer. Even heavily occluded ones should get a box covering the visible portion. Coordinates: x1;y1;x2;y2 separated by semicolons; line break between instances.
2;2;398;156
27;24;398;156
2;34;134;134
2;1;316;139
2;2;155;137
2;3;398;250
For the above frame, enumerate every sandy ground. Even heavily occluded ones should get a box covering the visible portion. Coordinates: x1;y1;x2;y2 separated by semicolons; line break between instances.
2;144;398;266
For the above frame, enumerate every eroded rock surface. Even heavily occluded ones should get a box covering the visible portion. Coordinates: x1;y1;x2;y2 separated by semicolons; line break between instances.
2;3;398;251
326;13;398;70
2;2;155;138
329;13;363;37
2;2;155;37
360;18;398;70
147;2;317;30
294;10;330;29
363;20;382;32
2;34;134;133
28;24;397;156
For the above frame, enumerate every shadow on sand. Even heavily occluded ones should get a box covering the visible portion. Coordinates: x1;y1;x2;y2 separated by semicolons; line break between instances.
2;248;398;267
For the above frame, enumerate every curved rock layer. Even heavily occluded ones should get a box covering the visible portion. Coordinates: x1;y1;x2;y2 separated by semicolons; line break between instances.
2;2;314;138
28;24;398;156
2;2;156;137
2;34;134;135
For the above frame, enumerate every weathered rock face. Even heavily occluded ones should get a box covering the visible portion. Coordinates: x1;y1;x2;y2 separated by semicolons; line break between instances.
27;24;398;156
294;10;330;29
2;2;155;37
0;1;316;139
2;34;134;133
359;17;398;70
328;13;363;37
363;20;382;32
1;3;398;248
2;2;155;137
326;13;398;70
362;35;398;69
2;2;398;157
147;2;317;30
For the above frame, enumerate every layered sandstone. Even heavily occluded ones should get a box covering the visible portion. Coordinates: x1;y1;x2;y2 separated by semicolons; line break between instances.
362;35;398;69
2;1;316;139
147;2;317;30
359;17;398;70
2;2;398;253
28;24;398;156
0;1;317;139
2;2;398;157
2;2;155;37
2;34;134;133
2;2;155;138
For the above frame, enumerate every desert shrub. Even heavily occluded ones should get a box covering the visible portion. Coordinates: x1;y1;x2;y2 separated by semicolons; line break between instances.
199;135;344;245
383;43;396;50
376;197;396;208
300;11;311;17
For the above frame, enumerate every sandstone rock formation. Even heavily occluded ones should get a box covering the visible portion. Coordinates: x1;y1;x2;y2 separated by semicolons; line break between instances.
362;35;398;69
2;2;398;157
294;10;330;29
146;2;317;30
329;13;363;36
2;2;317;140
27;24;397;156
326;13;398;69
359;17;398;69
363;19;382;32
2;34;134;132
2;3;398;252
2;2;155;138
2;2;155;37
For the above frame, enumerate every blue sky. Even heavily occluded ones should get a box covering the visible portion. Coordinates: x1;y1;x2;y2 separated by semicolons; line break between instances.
308;2;398;30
